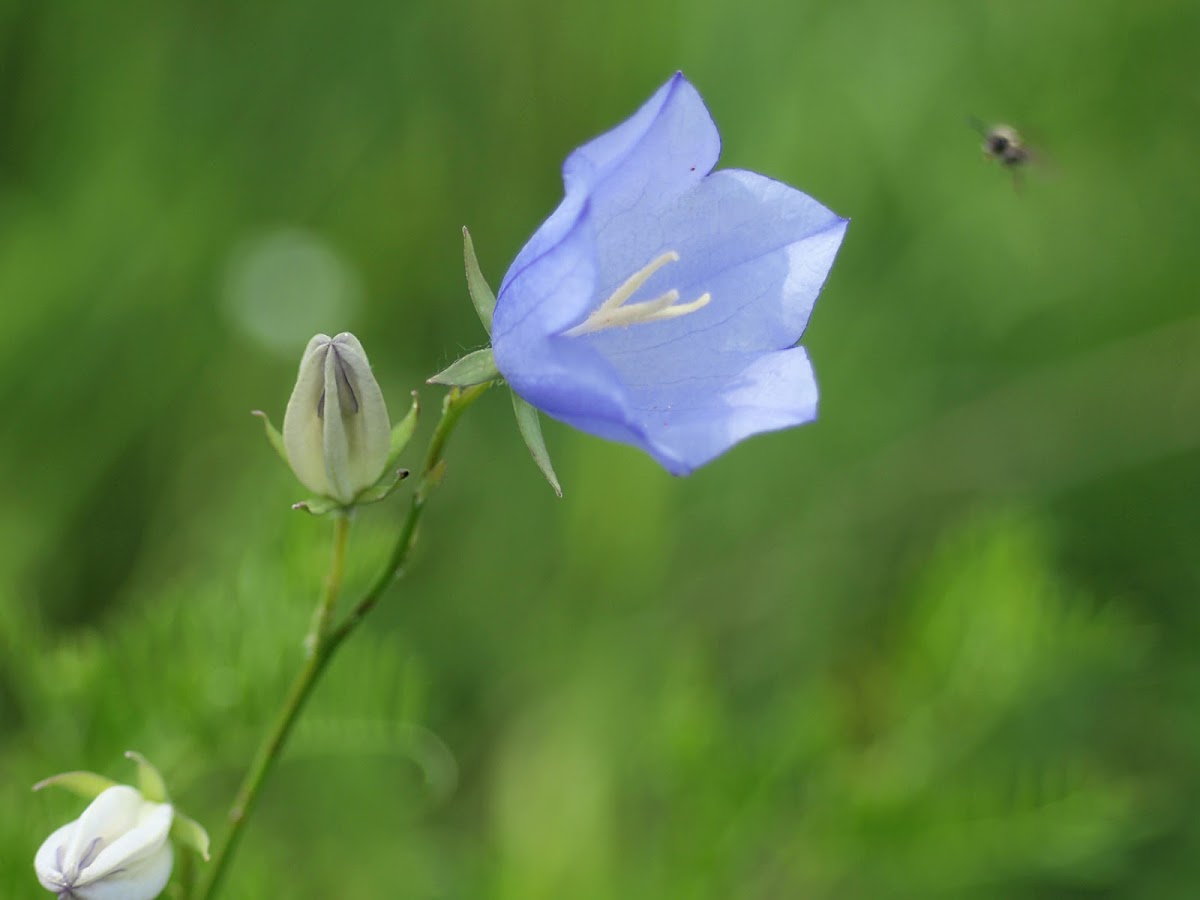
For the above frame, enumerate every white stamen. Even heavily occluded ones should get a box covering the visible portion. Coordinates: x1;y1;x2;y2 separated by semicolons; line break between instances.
564;250;711;337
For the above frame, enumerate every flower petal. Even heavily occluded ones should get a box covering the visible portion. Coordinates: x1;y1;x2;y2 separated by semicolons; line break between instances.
583;169;847;364
493;196;604;371
508;335;642;447
62;786;143;876
283;334;335;497
565;72;719;234
34;819;77;891
494;204;662;456
498;73;719;301
75;800;172;888
320;332;390;503
74;844;172;900
75;843;173;900
628;346;820;475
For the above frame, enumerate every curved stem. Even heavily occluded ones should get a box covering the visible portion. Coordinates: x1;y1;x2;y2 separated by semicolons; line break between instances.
198;381;492;900
199;513;350;899
329;381;491;648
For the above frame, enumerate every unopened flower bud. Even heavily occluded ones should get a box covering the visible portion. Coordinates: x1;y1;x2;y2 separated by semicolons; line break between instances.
35;784;174;900
282;332;391;505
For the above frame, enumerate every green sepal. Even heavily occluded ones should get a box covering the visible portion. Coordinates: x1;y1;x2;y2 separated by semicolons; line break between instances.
292;496;344;516
386;392;420;472
32;770;118;799
511;391;562;497
428;348;500;387
463;226;496;335
251;410;287;464
125;750;169;803
355;468;411;506
171;809;211;861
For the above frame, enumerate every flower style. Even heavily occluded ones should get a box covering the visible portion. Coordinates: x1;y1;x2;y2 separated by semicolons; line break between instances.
282;332;392;504
35;785;174;900
490;73;848;475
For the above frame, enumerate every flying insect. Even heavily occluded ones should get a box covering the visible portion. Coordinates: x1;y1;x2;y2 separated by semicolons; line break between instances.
968;118;1034;187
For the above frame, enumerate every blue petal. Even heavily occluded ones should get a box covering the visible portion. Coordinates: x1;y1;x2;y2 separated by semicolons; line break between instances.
492;198;657;461
563;73;720;249
496;73;719;310
624;346;819;475
492;200;636;437
584;170;847;362
510;343;819;477
562;72;718;193
493;191;594;346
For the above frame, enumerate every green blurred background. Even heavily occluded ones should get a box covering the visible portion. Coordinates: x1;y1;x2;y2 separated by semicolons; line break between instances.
3;0;1199;896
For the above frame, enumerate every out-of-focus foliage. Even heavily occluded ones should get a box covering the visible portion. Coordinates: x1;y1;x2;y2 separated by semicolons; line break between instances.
2;0;1198;896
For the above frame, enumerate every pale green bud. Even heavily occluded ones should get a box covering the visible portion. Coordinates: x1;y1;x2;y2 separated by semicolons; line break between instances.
282;332;391;505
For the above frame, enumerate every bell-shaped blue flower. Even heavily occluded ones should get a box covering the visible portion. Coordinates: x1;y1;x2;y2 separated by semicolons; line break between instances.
491;73;848;475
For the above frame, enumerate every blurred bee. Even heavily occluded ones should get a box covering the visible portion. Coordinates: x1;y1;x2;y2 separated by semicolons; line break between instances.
968;118;1034;187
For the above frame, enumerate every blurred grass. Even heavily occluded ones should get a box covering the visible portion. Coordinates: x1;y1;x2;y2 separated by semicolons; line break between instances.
2;0;1199;896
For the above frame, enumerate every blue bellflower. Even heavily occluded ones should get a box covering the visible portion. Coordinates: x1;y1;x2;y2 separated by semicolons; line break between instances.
490;73;848;475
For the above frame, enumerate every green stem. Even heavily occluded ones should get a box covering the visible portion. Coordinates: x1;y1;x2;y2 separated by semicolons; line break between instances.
198;381;491;900
329;381;492;649
199;513;350;900
308;514;352;651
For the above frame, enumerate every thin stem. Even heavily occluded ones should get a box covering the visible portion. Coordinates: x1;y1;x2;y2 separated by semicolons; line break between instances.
330;381;492;647
198;381;492;900
199;514;350;900
307;514;352;652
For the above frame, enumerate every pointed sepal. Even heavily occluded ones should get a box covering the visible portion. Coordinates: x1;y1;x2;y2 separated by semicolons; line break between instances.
511;391;562;497
354;468;411;506
428;348;500;387
171;809;212;861
32;770;119;800
292;496;344;516
252;410;288;465
386;391;420;472
125;750;169;803
463;226;496;335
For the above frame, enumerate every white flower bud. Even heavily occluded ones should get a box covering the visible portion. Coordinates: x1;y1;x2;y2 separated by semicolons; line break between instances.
35;784;174;900
282;332;391;505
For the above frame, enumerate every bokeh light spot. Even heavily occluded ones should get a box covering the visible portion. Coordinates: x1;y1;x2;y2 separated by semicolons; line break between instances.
223;228;363;356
